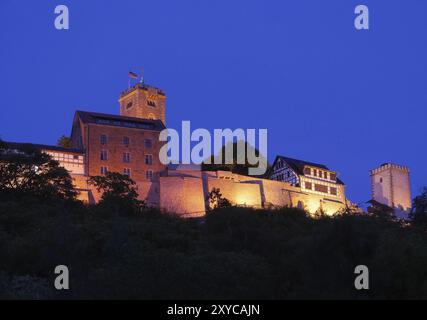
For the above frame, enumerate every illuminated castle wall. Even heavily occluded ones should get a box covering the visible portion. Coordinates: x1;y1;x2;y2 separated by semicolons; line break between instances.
5;79;356;216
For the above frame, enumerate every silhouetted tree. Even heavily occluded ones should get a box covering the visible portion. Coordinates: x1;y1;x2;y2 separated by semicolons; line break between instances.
57;135;72;148
88;172;145;213
0;144;77;201
207;188;232;211
410;187;427;227
202;140;269;177
0;139;6;149
367;200;395;221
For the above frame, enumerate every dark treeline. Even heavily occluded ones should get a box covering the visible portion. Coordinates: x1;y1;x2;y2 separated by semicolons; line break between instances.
1;143;427;299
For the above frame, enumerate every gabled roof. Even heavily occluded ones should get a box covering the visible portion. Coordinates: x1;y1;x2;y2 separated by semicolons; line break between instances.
275;156;329;175
74;110;165;131
271;155;345;185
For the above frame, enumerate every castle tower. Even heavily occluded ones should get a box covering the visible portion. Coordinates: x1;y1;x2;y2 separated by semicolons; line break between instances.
370;163;412;214
119;83;166;124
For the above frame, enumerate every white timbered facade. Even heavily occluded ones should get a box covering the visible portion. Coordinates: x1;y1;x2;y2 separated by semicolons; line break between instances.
268;156;346;202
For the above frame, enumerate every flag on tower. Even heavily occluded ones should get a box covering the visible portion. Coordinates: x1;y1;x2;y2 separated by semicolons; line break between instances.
128;71;138;79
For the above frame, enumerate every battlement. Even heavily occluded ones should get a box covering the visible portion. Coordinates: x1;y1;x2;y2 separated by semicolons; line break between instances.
120;83;165;98
369;163;410;175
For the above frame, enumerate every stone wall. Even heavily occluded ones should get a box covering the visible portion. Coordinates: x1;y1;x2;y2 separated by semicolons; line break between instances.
159;176;205;217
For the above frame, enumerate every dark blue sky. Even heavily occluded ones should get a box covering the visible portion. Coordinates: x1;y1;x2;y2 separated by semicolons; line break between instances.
1;0;426;204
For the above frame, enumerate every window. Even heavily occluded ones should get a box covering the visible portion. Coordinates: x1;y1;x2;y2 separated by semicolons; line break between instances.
313;169;317;177
100;166;108;175
73;155;79;160
147;100;156;107
304;167;311;175
123;136;130;146
305;182;312;190
330;187;338;196
380;177;383;183
145;154;153;165
126;101;133;109
100;150;108;161
324;172;328;180
330;173;337;181
100;134;107;145
123;168;131;177
314;184;328;193
145;170;153;180
144;138;152;149
123;152;130;163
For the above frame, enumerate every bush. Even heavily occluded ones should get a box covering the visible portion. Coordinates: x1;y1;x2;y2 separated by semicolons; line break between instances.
1;198;427;299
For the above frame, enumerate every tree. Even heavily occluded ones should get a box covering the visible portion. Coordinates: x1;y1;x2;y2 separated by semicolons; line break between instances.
202;140;270;177
207;188;232;211
57;135;72;148
88;172;145;213
0;144;77;201
410;187;427;227
367;200;395;221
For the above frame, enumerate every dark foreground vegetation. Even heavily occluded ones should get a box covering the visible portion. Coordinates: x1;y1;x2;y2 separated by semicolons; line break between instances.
1;142;427;299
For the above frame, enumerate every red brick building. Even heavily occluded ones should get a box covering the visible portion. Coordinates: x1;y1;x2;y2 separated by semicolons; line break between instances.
67;83;167;204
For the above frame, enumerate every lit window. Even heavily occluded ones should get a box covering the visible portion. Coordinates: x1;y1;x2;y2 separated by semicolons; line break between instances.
123;168;131;177
314;184;328;193
145;154;153;165
123;152;130;163
100;150;108;161
100;135;108;145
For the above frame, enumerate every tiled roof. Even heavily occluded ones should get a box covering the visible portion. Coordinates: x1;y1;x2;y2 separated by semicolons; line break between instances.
275;156;328;175
75;110;165;131
272;155;345;185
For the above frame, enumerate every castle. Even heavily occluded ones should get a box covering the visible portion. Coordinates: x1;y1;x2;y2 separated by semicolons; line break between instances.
1;78;412;217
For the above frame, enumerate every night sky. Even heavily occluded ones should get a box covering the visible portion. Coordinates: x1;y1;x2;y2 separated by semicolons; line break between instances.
1;0;426;204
